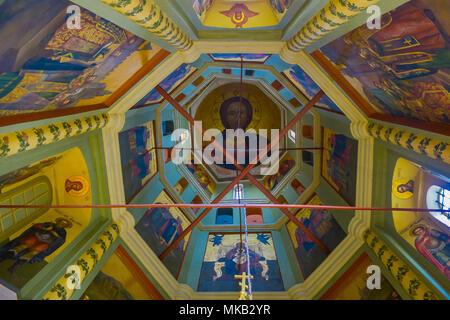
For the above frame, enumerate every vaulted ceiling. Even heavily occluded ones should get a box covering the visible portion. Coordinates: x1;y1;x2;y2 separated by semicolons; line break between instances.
0;0;448;300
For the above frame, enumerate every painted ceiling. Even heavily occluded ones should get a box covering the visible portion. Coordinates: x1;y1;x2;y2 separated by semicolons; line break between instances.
0;0;448;298
193;0;293;29
0;0;169;122
318;0;450;124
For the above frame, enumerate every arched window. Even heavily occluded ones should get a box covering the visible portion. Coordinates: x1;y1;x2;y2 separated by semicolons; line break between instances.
0;176;52;235
234;184;244;201
246;207;263;224
216;208;233;224
427;185;450;227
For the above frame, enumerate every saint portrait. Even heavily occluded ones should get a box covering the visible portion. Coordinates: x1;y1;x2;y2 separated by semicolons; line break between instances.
0;218;72;276
410;224;450;279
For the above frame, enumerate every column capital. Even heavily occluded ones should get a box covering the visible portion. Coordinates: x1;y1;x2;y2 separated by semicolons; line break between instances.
350;120;371;140
104;112;125;133
112;210;136;234
181;43;202;64
279;44;303;65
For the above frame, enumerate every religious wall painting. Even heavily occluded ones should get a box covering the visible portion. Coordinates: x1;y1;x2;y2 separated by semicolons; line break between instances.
263;153;294;192
391;158;450;279
220;4;259;28
198;233;284;292
320;0;450;124
286;195;347;279
398;217;450;280
81;246;163;300
269;0;292;15
136;63;197;106
0;156;62;194
282;65;342;113
193;0;214;18
320;252;401;300
322;128;358;206
209;54;271;63
194;0;286;28
0;148;92;292
186;159;216;195
119;121;157;203
196;83;282;181
0;0;165;117
0;210;87;292
135;190;191;278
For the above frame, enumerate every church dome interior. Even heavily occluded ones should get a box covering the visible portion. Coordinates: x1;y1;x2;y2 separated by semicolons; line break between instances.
0;0;448;301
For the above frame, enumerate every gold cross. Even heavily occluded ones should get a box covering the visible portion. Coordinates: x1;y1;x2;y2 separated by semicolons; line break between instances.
235;272;253;300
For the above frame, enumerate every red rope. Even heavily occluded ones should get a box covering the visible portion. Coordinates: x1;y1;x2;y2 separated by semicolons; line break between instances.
0;203;446;212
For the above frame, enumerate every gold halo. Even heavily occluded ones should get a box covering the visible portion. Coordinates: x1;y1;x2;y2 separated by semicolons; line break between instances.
392;178;414;199
65;175;90;197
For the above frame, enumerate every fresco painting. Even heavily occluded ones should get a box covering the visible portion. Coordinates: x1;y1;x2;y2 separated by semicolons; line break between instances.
0;148;91;292
263;153;294;192
186;160;216;195
0;156;62;194
287;195;346;278
0;0;164;116
322;128;358;205
198;233;284;292
135;191;191;278
193;0;214;18
321;253;401;300
0;210;86;291
194;0;285;29
269;0;292;15
320;0;450;123
119;121;157;203
398;217;450;279
136;63;197;106
282;65;342;112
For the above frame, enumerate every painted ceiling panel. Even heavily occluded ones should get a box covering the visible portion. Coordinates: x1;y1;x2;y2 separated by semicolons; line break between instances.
319;0;450;124
135;64;197;107
0;0;169;120
194;0;292;29
282;65;342;113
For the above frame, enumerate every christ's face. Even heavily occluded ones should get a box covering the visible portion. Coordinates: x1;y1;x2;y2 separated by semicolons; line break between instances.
224;102;250;130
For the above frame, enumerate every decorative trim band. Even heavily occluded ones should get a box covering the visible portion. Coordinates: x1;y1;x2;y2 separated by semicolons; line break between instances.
367;122;450;164
363;229;438;300
286;0;381;51
0;114;109;159
99;0;193;50
43;223;120;300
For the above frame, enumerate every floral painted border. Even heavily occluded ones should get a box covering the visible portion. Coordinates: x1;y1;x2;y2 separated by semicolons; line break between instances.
367;122;450;164
43;223;120;300
363;229;438;300
0;114;109;159
99;0;192;50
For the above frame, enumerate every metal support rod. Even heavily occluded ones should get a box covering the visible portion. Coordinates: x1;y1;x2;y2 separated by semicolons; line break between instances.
0;203;445;212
